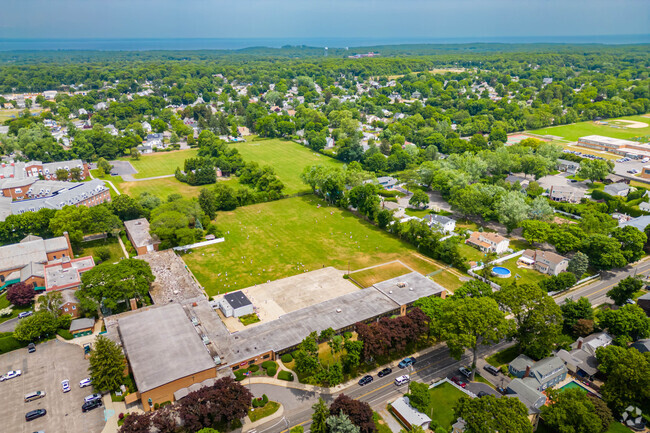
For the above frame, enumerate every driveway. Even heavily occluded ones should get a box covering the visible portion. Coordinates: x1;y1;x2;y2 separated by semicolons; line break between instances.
0;317;19;333
0;339;105;433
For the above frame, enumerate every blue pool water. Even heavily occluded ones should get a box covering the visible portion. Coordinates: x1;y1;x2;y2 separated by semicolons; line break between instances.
492;266;512;277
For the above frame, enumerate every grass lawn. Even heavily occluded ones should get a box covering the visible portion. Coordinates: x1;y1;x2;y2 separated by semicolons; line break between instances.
120;177;204;200
349;262;412;288
431;270;465;292
458;243;487;263
123;149;199;178
248;401;280;422
0;108;43;122
529;115;650;142
487;256;549;287
184;195;449;296
473;373;495;388
427;382;468;431
0;293;32;324
230;137;343;194
76;237;125;263
239;313;260;326
90;169;125;199
404;208;433;218
485;345;520;368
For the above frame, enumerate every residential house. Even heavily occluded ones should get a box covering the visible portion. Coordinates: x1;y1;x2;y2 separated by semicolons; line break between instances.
640;201;650;212
390;396;431;431
631;339;650;353
518;250;568;276
69;317;95;338
637;292;650;316
377;176;398;189
619;215;650;231
604;183;630;197
604;174;629;185
425;214;456;234
508;354;567;391
557;332;613;380
451;418;467;433
549;185;585;203
505;174;530;189
466;232;510;254
557;159;580;175
506;378;546;428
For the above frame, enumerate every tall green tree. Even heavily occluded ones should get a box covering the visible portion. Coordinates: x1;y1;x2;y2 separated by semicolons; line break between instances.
311;398;330;433
541;389;604;433
454;395;532;433
406;381;430;413
607;276;643;306
438;297;511;379
494;283;562;359
597;304;650;345
89;335;125;392
495;191;530;232
326;412;361;433
596;345;650;413
567;252;589;279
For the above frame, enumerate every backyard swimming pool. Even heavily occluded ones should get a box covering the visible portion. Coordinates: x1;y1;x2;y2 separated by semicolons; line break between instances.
491;266;512;278
560;381;590;393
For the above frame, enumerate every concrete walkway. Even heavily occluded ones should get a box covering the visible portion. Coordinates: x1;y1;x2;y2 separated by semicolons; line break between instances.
117;236;129;258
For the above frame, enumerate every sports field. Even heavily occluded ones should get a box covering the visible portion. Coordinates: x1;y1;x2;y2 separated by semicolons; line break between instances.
123;149;199;178
230;138;343;194
183;195;454;296
119;177;204;200
529;115;650;142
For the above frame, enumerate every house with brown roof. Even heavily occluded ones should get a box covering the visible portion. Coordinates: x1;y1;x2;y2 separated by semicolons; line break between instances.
518;250;568;276
466;232;509;254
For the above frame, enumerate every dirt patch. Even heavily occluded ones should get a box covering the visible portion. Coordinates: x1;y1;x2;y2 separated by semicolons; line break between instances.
599;119;648;129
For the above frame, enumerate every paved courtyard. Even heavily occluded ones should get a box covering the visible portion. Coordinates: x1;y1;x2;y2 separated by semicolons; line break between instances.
0;339;105;433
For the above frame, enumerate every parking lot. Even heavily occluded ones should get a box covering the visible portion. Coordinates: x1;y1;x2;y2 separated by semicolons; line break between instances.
0;339;105;433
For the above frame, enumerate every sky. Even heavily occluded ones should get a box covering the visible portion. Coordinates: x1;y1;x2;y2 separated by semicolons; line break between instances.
0;0;648;43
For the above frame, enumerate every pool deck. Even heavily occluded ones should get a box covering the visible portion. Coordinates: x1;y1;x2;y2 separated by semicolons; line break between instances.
555;377;602;398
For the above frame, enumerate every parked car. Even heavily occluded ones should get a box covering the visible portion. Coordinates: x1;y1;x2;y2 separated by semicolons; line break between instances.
477;391;489;398
358;375;373;386
27;343;35;353
79;378;92;388
25;409;47;421
18;311;33;319
398;357;416;369
378;367;392;378
24;391;46;403
459;367;472;378
61;380;70;393
451;376;467;388
84;393;102;403
483;364;500;376
82;399;102;412
4;370;22;380
394;375;410;386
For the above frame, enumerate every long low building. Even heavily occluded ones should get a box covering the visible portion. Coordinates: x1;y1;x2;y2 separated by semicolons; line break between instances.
118;303;218;411
207;272;446;370
577;135;650;158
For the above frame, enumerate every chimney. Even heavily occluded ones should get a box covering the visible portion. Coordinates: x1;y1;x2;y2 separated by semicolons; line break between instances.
524;365;531;378
577;338;583;350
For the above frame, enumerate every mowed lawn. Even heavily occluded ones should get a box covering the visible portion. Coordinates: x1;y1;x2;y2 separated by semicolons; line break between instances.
184;195;450;296
230;138;343;194
529;115;650;141
349;262;413;288
427;382;468;430
124;149;199;178
120;177;204;200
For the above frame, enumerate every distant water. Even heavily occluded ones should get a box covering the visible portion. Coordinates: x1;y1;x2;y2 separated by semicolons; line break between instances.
0;35;648;51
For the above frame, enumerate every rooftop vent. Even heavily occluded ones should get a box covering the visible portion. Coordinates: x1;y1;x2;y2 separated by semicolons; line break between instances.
336;308;342;313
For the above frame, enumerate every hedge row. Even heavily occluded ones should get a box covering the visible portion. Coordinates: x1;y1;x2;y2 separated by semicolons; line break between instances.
57;329;73;340
278;370;294;382
280;353;293;363
0;333;27;354
267;367;277;377
261;360;278;370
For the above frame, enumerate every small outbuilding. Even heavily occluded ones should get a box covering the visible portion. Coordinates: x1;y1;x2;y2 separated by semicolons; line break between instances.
390;396;431;431
124;218;161;255
69;317;95;337
220;291;254;318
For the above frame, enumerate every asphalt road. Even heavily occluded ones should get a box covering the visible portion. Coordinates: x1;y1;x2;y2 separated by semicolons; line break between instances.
0;317;19;333
251;341;511;433
554;258;650;306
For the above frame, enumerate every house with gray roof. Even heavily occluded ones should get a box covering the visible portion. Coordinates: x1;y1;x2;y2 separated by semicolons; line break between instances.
631;339;650;353
509;354;567;391
377;176;398;189
638;292;650;316
390;396;431;430
619;215;650;231
425;214;456;234
506;378;547;414
557;332;612;379
604;183;630;197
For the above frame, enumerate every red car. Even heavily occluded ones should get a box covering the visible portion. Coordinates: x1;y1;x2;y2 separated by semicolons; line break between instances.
451;376;467;388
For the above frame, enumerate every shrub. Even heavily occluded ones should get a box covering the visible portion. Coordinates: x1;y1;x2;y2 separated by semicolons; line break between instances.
154;403;160;410
248;364;259;372
234;370;245;381
343;332;353;339
261;360;277;370
57;329;73;340
95;246;111;263
159;401;171;408
252;399;259;408
119;413;124;420
280;353;293;363
278;370;294;381
262;394;268;405
266;367;277;377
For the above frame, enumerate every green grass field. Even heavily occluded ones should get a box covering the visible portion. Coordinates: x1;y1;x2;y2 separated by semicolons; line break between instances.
76;237;125;263
485;345;520;368
183;195;452;296
349;262;412;288
427;382;468;431
123;149;199;179
119;177;205;200
230;137;343;194
529;115;650;142
0;293;32;324
488;256;549;287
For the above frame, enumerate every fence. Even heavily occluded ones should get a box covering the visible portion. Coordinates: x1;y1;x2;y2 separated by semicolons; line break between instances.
172;237;225;252
429;378;477;398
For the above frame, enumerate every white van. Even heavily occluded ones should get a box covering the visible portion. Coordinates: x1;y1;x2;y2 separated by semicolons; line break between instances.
24;391;46;403
394;375;410;386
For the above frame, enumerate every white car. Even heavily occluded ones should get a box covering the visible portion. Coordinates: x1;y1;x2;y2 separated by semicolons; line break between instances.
79;378;92;388
84;393;102;403
61;379;70;393
459;367;472;378
4;370;21;380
